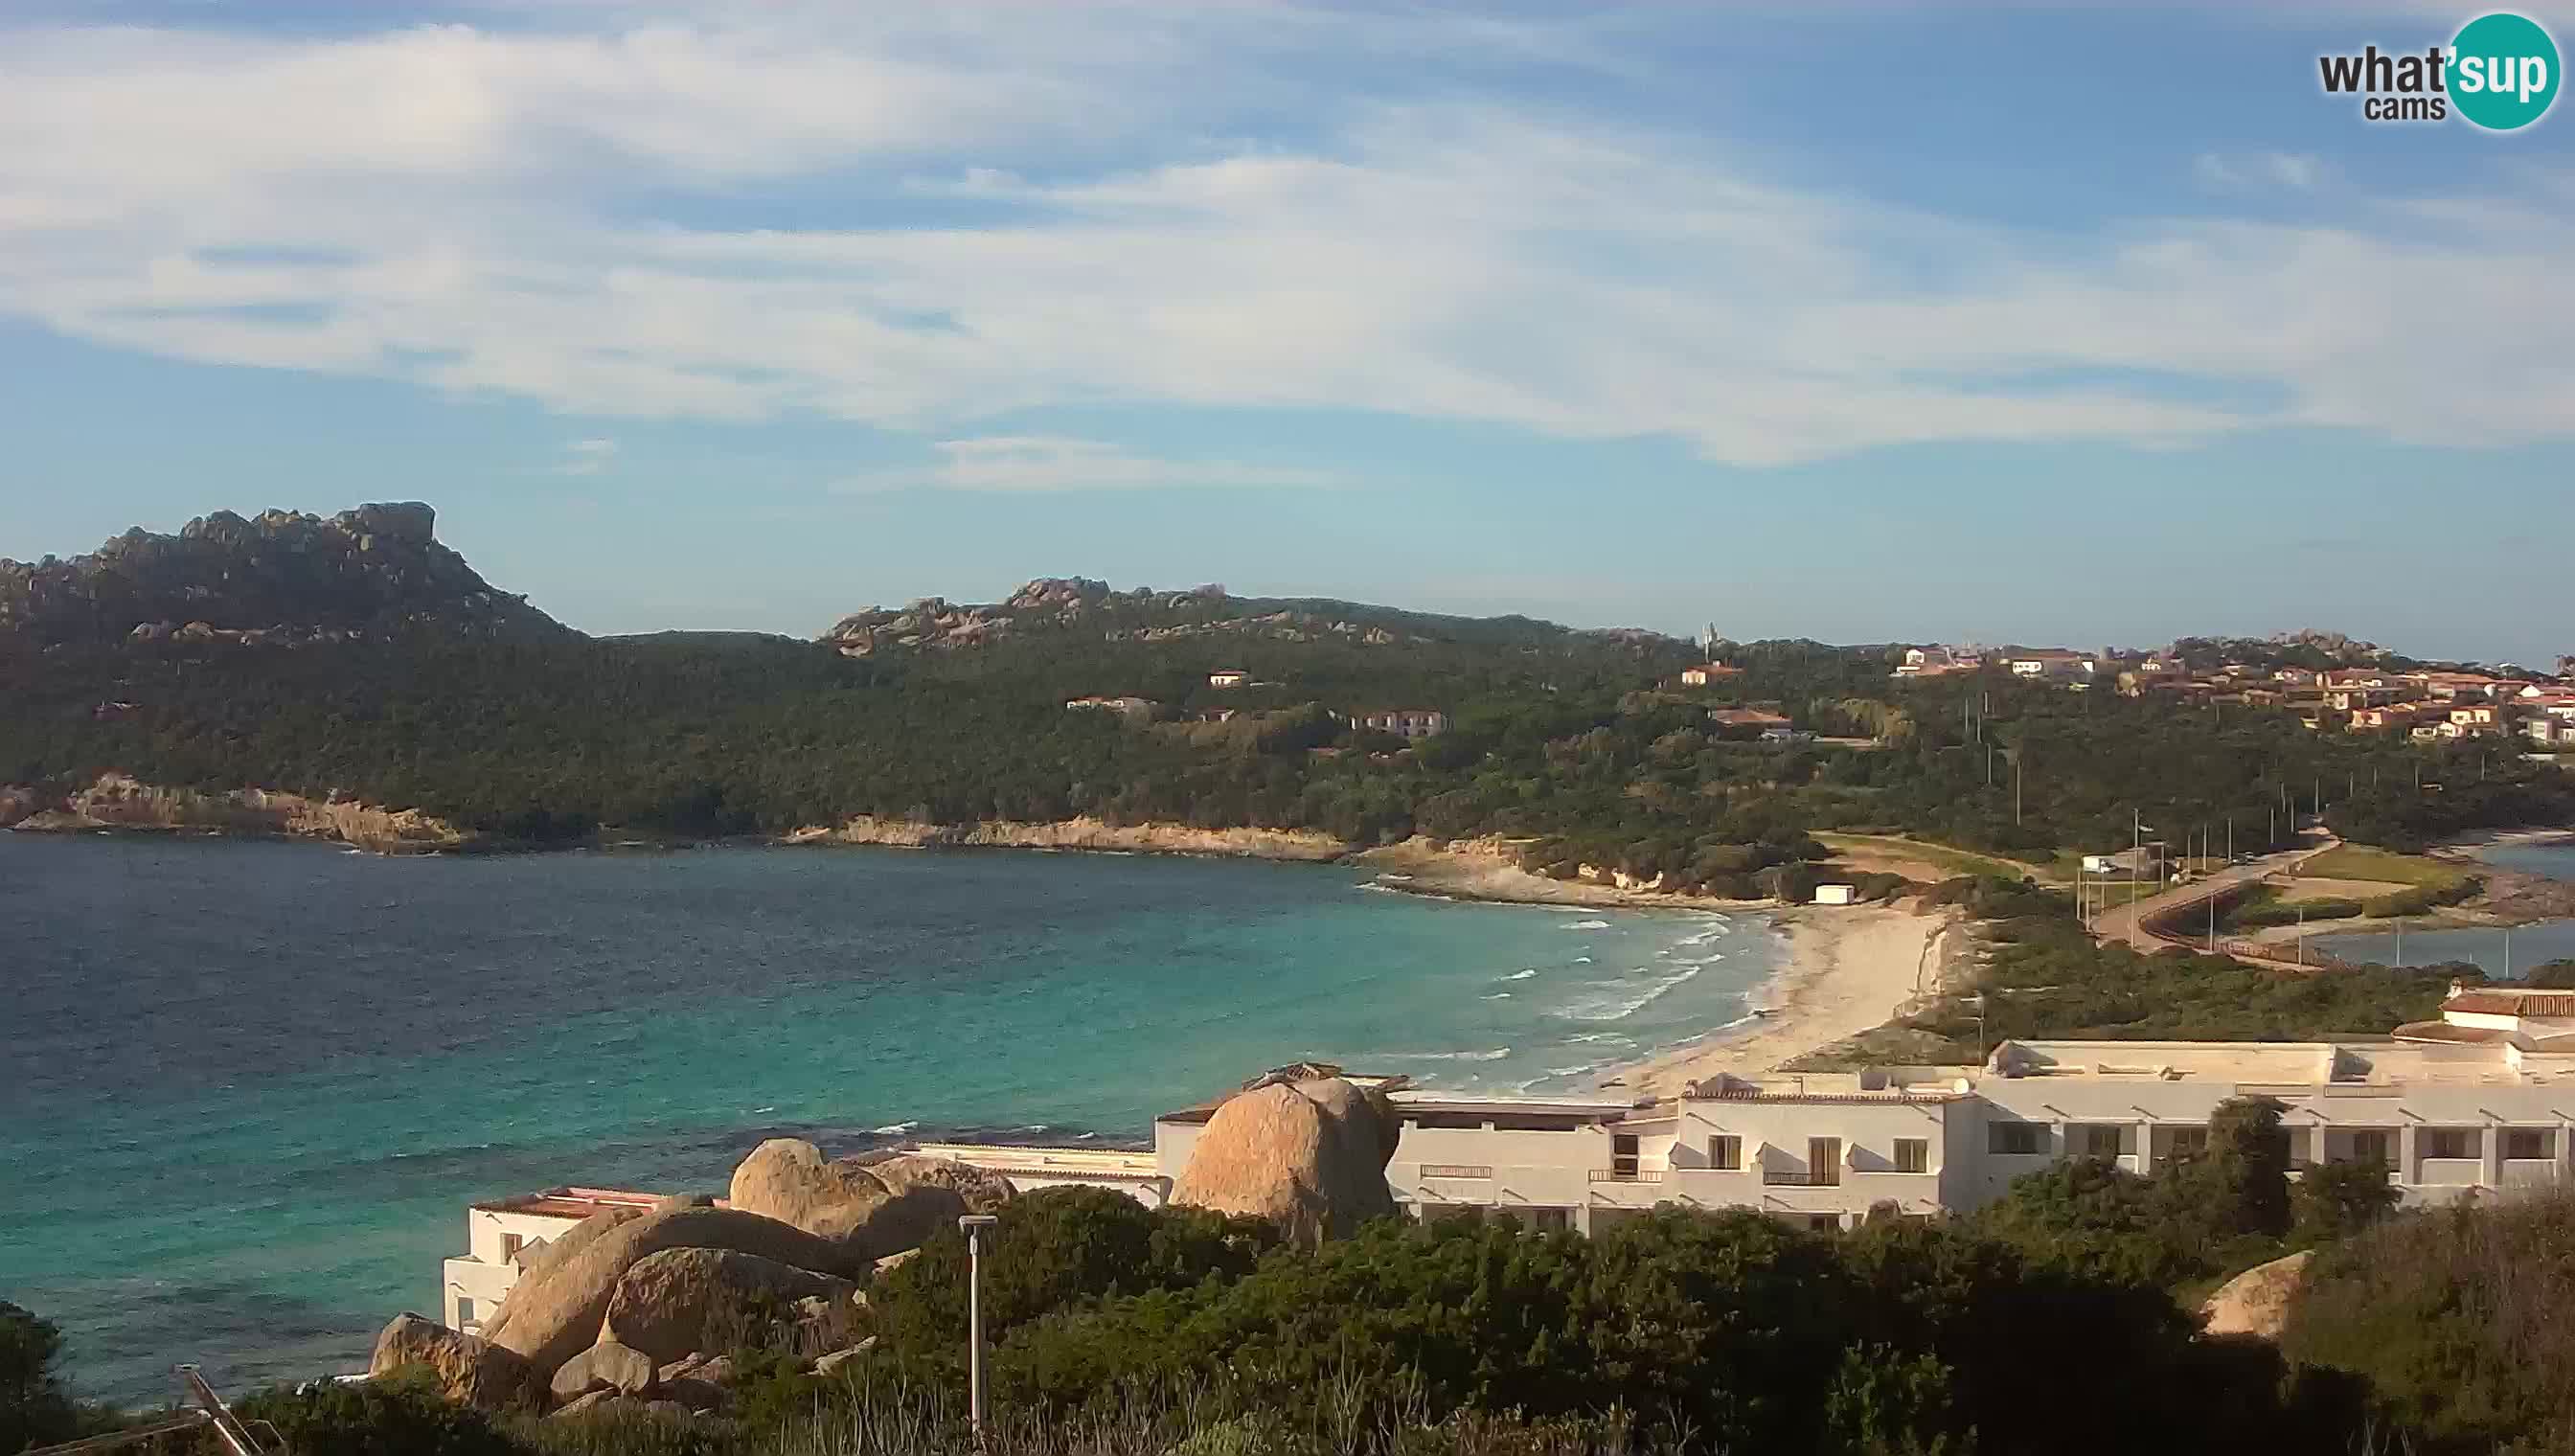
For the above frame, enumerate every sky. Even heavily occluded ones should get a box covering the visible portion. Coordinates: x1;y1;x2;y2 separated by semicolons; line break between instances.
1;2;2569;663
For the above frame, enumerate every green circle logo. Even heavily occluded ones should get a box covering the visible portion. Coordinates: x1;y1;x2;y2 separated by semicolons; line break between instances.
2451;11;2560;130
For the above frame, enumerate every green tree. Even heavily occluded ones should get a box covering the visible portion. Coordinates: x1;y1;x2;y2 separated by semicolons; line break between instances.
0;1302;77;1453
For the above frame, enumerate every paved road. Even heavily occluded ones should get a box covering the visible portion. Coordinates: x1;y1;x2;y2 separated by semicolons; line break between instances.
2085;835;2340;958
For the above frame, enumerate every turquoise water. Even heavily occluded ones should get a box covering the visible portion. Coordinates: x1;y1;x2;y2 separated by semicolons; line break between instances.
2313;841;2575;976
0;835;1778;1402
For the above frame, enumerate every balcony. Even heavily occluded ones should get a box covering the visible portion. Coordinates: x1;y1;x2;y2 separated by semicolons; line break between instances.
2416;1157;2485;1187
2501;1159;2564;1190
1589;1168;1665;1183
1760;1171;1842;1188
1419;1164;1493;1180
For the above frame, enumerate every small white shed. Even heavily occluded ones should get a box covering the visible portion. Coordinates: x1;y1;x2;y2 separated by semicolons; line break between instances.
1812;883;1857;906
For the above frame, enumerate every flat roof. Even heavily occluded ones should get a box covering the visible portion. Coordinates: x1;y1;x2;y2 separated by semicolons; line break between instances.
471;1187;671;1218
912;1143;1160;1178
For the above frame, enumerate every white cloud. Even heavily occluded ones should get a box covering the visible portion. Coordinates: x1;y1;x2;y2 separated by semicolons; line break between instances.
0;10;2568;469
2195;151;2327;191
552;437;617;475
833;436;1339;494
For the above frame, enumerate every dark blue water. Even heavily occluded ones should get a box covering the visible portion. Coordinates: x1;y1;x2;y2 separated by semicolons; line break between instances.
0;835;1776;1402
2315;841;2575;976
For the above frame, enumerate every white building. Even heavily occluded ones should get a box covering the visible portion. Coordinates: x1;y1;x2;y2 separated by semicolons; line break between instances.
443;1187;666;1334
909;1143;1168;1205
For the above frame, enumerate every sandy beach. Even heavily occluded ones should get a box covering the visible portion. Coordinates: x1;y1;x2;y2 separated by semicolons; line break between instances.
1608;901;1960;1098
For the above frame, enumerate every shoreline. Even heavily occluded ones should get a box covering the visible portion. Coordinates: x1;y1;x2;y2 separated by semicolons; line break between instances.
1604;900;1962;1098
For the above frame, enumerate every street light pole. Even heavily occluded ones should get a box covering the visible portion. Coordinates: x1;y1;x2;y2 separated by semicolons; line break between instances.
959;1214;999;1438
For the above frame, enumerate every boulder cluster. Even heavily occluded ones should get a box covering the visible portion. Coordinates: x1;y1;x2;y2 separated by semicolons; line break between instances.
366;1145;1010;1422
368;1073;1402;1421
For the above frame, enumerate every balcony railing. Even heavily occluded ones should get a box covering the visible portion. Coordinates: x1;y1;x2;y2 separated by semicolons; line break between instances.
1589;1168;1665;1183
1418;1164;1493;1179
1760;1171;1842;1187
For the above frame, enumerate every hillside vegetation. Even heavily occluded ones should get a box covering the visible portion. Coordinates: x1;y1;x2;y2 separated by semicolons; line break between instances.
5;510;2570;880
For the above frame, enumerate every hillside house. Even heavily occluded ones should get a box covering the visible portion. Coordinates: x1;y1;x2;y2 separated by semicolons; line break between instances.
1679;662;1743;687
1358;709;1449;740
1207;670;1250;689
1064;695;1157;721
443;1187;666;1334
2350;703;2436;734
2004;649;2095;679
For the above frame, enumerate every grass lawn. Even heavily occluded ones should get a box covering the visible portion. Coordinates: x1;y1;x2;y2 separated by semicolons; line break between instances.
1815;831;2062;884
2297;845;2473;893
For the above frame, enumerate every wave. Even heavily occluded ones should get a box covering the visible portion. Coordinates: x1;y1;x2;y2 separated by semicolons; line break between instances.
1379;1048;1513;1062
1572;955;1593;964
1558;919;1612;930
1555;966;1700;1022
1562;1031;1635;1045
1482;992;1512;1000
1504;967;1538;981
870;1120;920;1135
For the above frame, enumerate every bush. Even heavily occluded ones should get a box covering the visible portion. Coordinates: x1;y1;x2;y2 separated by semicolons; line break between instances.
869;1187;1278;1369
226;1369;523;1456
0;1302;80;1452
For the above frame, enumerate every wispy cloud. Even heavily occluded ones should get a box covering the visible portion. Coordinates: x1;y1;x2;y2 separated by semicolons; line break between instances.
2194;151;2327;191
833;436;1339;494
552;437;617;476
0;10;2568;468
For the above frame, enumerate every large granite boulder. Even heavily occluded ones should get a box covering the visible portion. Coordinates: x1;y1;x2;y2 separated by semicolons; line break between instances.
1169;1076;1400;1245
487;1206;863;1378
2199;1249;2315;1340
549;1336;657;1403
479;1206;645;1345
368;1313;544;1411
728;1142;1006;1259
601;1246;855;1366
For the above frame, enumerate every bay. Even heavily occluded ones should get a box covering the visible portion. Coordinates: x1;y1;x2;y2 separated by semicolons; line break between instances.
0;834;1777;1401
2313;840;2575;977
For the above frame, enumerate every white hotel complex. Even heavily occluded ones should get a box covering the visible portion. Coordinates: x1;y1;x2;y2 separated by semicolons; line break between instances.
444;985;2575;1326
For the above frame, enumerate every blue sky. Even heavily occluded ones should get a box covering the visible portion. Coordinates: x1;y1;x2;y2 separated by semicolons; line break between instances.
1;2;2569;662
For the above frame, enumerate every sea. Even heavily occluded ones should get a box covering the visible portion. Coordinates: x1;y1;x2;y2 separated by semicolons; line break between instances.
0;834;1782;1403
2313;840;2575;976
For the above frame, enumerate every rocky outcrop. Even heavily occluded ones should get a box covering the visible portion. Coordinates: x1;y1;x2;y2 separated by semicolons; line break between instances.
601;1247;854;1366
786;814;1350;862
368;1313;545;1411
549;1337;657;1402
0;501;567;648
2199;1250;2314;1340
487;1206;865;1379
1169;1075;1401;1245
1;773;467;853
726;1142;1012;1260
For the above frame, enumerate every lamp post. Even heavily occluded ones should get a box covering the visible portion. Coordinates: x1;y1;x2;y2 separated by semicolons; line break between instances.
959;1214;999;1437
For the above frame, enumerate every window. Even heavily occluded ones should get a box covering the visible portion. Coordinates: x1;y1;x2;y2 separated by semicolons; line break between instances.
2348;1130;2392;1165
1989;1122;2048;1155
2422;1128;2480;1161
1893;1138;1928;1173
2503;1128;2551;1161
2165;1126;2209;1160
1809;1137;1843;1187
2077;1124;2122;1160
498;1233;522;1262
455;1297;477;1327
1531;1208;1572;1236
1808;1214;1843;1233
1708;1135;1742;1171
1610;1133;1639;1178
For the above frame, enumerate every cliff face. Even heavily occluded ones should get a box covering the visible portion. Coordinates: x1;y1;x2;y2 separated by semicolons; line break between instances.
0;502;568;648
786;813;1353;861
2;773;468;852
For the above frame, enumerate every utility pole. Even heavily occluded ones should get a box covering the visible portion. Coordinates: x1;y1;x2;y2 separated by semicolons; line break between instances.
2297;905;2306;967
960;1214;999;1437
2015;752;2023;826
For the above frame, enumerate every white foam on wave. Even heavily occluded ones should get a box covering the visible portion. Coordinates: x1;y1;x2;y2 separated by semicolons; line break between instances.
1504;967;1538;981
1559;919;1612;930
871;1120;920;1135
1555;966;1700;1022
1572;955;1593;964
1483;992;1512;1000
1379;1048;1514;1062
1562;1031;1635;1046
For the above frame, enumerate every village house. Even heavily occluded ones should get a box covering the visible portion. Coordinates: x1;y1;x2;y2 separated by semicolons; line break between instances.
442;1187;665;1334
1064;695;1157;721
1358;709;1450;740
1678;662;1743;687
1206;670;1250;689
2350;703;2437;734
2003;648;2096;680
1893;647;1979;678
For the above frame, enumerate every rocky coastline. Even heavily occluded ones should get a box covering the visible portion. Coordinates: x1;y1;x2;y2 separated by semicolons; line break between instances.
0;773;467;853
